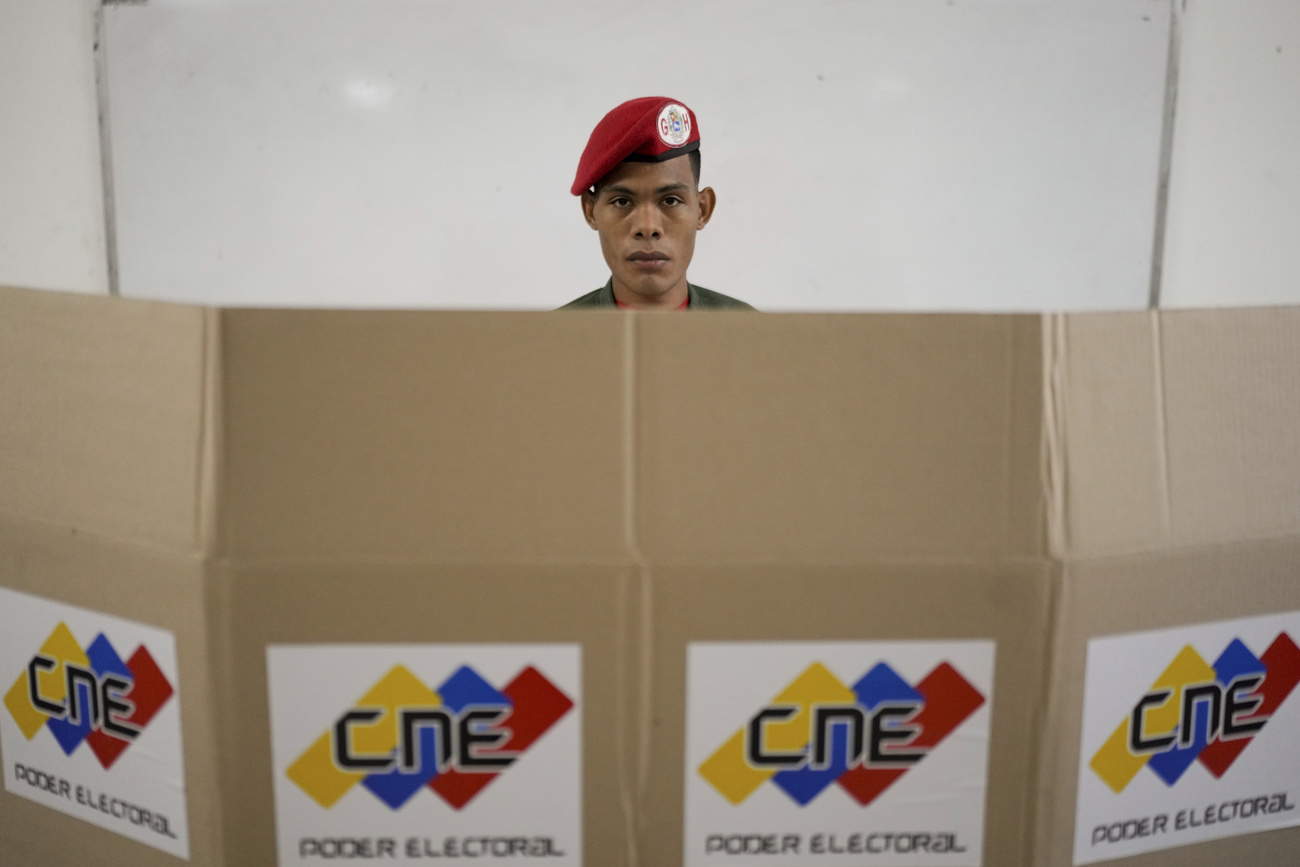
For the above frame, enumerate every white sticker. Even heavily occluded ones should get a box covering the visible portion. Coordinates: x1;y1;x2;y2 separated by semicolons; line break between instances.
0;586;189;859
1074;610;1300;864
685;641;995;867
658;103;692;147
267;644;581;865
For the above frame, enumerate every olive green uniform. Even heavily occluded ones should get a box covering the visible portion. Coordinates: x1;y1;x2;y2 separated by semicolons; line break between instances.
561;278;755;310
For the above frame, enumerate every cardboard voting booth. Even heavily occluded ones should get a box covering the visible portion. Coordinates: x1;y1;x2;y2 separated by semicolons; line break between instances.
1;285;1298;867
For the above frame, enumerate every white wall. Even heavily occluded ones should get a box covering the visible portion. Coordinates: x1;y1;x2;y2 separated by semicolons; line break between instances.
1160;0;1300;308
9;0;1300;312
102;0;1170;311
0;0;108;295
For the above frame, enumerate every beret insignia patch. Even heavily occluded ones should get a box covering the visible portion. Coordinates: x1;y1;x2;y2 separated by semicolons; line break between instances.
658;104;692;147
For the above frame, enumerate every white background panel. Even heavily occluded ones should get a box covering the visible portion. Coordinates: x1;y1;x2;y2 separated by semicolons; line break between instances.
0;0;107;295
1160;0;1300;309
104;0;1170;311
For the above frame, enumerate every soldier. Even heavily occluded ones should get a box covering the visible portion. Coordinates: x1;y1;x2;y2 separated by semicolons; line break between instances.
561;97;754;310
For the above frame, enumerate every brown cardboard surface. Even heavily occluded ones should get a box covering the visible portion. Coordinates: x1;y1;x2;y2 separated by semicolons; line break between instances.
1030;537;1300;867
4;284;1300;867
216;309;629;563
207;563;632;867
1053;312;1169;555
631;312;1051;864
635;313;1045;563
1160;308;1300;549
0;514;221;866
638;563;1053;867
1056;307;1300;558
0;286;212;555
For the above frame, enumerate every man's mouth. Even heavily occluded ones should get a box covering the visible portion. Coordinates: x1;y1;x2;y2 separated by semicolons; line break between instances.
628;252;670;269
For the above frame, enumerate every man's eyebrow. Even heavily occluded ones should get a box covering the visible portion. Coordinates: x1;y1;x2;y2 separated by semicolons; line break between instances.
602;183;690;197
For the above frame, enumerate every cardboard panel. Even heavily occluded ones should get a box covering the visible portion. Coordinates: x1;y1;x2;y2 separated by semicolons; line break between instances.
640;563;1052;867
1162;308;1300;547
1057;312;1168;555
216;310;629;562
5;289;1299;867
1059;307;1300;557
0;286;210;553
208;563;632;867
1033;538;1300;867
0;516;221;866
635;313;1044;562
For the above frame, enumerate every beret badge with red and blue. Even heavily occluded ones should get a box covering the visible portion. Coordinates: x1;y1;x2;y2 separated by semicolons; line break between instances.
571;97;701;195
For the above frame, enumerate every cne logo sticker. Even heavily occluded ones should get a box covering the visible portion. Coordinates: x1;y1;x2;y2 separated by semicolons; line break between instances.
699;660;984;808
268;644;582;867
286;663;571;811
684;642;993;867
1074;612;1300;865
1090;632;1300;794
0;587;188;859
4;622;174;769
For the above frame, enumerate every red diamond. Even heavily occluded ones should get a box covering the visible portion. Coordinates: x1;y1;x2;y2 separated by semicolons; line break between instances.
85;645;174;770
1199;632;1300;779
428;666;573;810
838;662;984;807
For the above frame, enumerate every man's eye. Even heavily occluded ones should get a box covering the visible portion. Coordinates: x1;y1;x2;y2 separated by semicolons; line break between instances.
611;197;630;207
663;197;682;206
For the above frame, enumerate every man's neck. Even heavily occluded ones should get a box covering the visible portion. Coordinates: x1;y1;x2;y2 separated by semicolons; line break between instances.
611;277;689;310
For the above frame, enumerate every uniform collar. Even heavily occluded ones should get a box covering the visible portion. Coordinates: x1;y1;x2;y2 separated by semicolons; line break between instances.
600;277;695;309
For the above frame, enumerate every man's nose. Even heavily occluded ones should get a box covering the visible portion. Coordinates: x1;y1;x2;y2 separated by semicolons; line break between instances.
631;203;663;239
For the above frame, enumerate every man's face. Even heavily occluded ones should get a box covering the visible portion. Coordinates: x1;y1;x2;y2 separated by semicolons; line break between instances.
581;156;716;306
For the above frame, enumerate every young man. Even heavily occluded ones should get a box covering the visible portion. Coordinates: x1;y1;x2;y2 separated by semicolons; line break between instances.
561;97;754;310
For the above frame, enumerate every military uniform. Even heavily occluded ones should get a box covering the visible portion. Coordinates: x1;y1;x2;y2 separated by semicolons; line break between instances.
561;278;754;310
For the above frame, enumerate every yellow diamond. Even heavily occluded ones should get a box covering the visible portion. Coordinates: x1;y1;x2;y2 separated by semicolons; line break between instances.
286;665;441;808
698;662;854;805
1090;645;1216;793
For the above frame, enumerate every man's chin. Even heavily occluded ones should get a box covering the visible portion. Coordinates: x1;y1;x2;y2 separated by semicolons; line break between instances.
619;275;682;301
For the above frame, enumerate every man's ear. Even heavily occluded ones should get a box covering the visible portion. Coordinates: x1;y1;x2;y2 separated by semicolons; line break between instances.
696;186;716;230
581;191;598;229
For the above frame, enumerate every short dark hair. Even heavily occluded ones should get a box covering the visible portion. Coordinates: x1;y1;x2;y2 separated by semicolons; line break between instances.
591;150;702;195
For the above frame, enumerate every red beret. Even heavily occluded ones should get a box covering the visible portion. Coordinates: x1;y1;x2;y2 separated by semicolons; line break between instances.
571;96;701;195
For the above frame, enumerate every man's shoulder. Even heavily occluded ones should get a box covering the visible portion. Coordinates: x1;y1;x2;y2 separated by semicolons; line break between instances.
688;284;756;310
558;283;616;309
558;280;756;310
